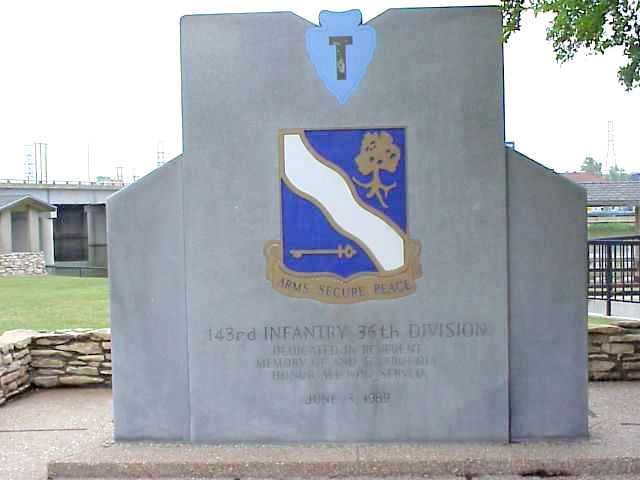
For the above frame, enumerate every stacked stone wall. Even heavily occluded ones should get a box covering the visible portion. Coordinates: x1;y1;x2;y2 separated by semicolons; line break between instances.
0;328;111;406
0;331;32;406
30;329;111;388
589;319;640;380
0;252;46;277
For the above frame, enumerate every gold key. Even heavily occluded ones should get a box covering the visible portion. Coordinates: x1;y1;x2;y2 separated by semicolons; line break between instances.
290;244;357;259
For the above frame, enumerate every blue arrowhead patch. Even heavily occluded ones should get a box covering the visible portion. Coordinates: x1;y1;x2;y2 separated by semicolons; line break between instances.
305;10;376;105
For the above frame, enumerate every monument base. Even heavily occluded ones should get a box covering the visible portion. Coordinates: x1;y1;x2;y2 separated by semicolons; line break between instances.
48;440;640;479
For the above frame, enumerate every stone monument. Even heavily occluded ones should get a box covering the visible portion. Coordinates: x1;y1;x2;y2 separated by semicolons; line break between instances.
108;6;587;443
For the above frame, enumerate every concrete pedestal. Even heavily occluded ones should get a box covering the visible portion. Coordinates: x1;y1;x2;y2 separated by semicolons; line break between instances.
41;212;55;265
85;205;107;267
0;210;11;254
26;207;40;252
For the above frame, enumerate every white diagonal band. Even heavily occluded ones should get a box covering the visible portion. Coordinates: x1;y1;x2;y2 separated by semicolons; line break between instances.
282;133;404;271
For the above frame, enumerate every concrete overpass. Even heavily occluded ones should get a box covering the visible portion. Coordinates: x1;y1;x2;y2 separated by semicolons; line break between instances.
0;179;124;268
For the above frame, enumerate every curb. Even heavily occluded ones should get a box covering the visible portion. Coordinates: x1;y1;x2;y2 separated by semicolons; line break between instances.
48;455;640;478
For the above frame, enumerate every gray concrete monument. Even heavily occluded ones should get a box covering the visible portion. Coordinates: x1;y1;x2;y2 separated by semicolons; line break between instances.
108;6;587;443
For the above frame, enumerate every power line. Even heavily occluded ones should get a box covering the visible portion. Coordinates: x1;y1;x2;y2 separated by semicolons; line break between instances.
606;120;617;171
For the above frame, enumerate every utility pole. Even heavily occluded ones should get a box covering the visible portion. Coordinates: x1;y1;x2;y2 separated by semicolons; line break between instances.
33;142;48;184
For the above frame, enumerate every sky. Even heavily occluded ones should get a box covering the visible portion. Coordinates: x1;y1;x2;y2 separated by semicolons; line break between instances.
0;1;638;183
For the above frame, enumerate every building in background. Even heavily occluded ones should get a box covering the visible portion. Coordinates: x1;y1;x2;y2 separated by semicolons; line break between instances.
0;180;124;272
0;195;56;260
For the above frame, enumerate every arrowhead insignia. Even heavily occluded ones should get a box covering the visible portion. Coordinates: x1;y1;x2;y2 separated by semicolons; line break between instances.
305;10;376;105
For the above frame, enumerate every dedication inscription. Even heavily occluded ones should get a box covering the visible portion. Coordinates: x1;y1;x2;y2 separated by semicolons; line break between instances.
209;321;489;405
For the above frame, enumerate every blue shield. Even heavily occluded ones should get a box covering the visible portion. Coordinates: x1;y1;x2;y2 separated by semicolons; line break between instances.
305;10;376;104
280;128;406;279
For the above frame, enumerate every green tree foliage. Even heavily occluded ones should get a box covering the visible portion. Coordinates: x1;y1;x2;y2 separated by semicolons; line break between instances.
607;164;630;180
502;0;640;89
581;156;603;175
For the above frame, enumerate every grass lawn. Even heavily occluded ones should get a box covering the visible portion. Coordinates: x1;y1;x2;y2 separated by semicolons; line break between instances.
0;276;108;334
588;222;636;239
0;275;615;334
587;315;612;326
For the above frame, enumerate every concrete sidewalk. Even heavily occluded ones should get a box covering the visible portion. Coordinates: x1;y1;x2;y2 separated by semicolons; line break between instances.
1;383;640;479
0;387;112;480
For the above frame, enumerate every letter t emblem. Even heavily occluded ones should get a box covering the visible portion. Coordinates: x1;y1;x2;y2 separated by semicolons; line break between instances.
329;36;353;80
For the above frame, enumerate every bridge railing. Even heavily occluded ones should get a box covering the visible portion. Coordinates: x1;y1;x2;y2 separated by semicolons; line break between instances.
0;178;126;187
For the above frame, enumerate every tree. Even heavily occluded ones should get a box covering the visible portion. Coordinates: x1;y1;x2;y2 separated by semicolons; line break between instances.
502;0;640;90
607;165;630;181
581;156;603;176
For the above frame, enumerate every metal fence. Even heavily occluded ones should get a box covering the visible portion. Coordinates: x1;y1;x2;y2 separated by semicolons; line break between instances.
588;235;640;315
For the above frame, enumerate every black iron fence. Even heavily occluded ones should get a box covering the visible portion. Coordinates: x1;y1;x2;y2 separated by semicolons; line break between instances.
588;235;640;315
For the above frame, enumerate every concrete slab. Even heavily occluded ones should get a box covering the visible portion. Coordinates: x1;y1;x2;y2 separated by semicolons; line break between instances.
36;477;640;480
1;386;638;480
47;443;640;479
507;150;588;439
107;157;190;442
0;388;112;480
32;382;640;479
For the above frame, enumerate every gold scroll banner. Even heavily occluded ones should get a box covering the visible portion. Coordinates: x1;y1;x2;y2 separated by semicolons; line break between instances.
264;240;422;304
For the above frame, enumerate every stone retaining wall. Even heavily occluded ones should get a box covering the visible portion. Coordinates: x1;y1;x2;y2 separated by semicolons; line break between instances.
0;331;32;406
0;252;46;277
30;329;111;388
589;319;640;380
0;329;111;406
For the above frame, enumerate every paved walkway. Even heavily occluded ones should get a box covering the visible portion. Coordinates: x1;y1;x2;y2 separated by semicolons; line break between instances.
0;387;111;480
1;383;640;479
